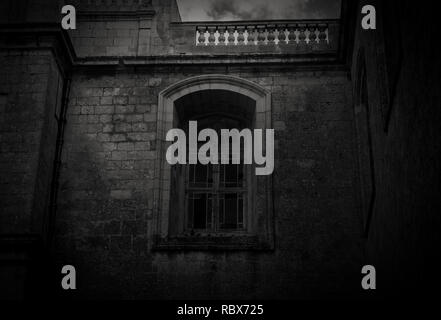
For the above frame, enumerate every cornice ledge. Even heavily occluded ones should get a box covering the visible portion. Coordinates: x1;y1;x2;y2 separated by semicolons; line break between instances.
78;10;156;21
0;23;77;75
75;52;339;67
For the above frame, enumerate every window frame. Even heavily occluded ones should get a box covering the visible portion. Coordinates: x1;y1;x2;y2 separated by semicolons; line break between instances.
182;115;250;235
152;75;274;251
184;162;249;234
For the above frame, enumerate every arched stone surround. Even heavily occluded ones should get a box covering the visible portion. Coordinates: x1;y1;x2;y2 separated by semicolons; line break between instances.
152;75;274;250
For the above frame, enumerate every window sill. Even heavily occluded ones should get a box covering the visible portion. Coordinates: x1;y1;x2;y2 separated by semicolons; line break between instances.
152;235;273;252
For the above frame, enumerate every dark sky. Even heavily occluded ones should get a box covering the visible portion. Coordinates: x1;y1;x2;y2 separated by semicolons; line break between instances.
177;0;341;21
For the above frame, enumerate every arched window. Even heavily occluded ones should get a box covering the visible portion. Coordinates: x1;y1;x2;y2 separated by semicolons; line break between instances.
153;75;274;250
173;90;254;235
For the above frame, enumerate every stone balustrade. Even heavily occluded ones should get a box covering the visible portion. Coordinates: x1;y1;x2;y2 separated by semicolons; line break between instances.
195;22;330;46
170;19;339;56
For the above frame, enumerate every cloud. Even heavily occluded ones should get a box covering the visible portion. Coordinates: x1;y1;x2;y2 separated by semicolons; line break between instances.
286;0;342;19
177;0;341;21
206;0;273;21
206;0;240;20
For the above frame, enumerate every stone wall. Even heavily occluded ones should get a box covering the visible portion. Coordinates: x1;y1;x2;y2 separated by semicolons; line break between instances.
0;49;62;235
0;43;68;299
69;0;181;57
54;65;363;299
351;0;441;294
0;0;62;23
0;2;74;298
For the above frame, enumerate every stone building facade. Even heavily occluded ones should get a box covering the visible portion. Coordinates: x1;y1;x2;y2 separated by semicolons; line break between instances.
0;0;440;299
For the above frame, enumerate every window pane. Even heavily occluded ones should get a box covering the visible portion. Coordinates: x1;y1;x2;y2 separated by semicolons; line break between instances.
208;165;213;185
184;115;248;234
238;164;244;185
238;197;244;228
189;164;195;184
219;193;244;230
226;164;237;186
187;193;193;229
187;192;212;230
195;164;207;184
224;193;237;228
189;164;213;188
220;164;244;188
194;194;206;229
207;194;213;229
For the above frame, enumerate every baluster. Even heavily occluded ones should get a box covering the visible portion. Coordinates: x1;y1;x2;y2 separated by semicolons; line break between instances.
308;25;317;44
298;24;307;44
218;26;226;45
207;26;216;45
257;25;266;44
267;24;276;44
237;26;245;45
318;24;328;43
287;24;297;44
197;26;207;45
246;26;256;45
277;24;287;44
227;26;236;45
